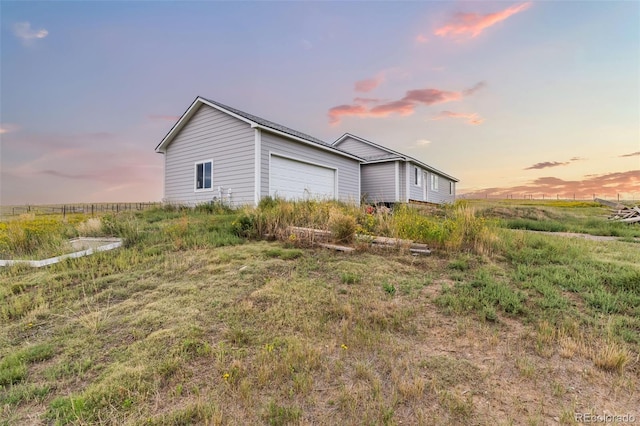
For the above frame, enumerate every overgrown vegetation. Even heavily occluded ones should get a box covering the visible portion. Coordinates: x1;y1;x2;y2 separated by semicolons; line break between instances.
1;199;638;424
475;199;640;238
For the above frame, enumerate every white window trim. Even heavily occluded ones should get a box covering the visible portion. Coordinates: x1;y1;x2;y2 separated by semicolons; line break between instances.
414;166;422;187
194;159;214;192
449;181;454;195
431;174;439;192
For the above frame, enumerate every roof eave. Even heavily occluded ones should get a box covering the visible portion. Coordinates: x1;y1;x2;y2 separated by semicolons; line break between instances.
254;125;363;161
155;97;363;162
407;159;459;182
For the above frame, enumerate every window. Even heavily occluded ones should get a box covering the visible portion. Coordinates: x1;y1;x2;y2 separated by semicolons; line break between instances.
430;174;439;191
414;167;421;186
449;181;454;195
195;160;212;191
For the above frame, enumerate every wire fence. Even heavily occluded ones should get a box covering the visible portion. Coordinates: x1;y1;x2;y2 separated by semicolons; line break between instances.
458;193;639;203
1;202;161;218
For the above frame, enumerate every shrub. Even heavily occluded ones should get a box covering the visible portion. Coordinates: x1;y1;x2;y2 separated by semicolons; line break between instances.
328;210;356;244
77;218;103;236
101;214;142;247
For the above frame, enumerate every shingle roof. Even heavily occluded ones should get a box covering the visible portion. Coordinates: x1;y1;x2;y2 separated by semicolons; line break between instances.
360;153;404;161
335;133;458;182
201;97;360;158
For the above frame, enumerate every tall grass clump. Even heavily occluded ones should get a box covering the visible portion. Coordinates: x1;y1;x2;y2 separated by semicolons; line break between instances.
235;197;361;242
394;201;498;254
328;209;356;244
445;202;499;255
0;215;67;259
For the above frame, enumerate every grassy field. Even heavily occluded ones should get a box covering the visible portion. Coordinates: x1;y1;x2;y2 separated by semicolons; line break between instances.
1;200;638;425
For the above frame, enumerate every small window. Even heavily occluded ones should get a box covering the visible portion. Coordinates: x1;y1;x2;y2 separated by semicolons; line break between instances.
414;167;421;186
449;181;454;195
431;174;439;191
195;160;213;191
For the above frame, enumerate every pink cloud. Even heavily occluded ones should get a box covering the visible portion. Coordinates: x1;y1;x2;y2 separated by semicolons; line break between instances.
404;89;462;105
416;34;429;44
432;111;484;125
328;104;368;124
369;100;416;117
328;81;485;124
460;170;640;199
354;74;384;93
435;2;532;39
353;97;382;104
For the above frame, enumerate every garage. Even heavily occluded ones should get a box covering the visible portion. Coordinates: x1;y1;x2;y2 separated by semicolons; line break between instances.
270;155;336;200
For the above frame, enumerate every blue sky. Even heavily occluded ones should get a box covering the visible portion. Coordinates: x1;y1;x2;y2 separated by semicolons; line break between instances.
1;1;639;204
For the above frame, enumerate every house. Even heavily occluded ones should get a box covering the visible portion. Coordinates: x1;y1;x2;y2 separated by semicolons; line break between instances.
155;96;362;206
333;134;458;205
155;97;458;207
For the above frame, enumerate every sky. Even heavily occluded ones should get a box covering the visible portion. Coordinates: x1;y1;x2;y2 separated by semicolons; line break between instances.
1;1;639;205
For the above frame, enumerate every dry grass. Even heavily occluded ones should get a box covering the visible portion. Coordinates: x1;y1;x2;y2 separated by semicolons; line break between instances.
1;203;639;424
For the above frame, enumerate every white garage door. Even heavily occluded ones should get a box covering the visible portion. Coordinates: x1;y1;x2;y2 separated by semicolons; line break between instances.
270;155;336;200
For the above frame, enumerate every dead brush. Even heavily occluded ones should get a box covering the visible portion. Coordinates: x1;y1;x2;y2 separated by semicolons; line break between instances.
592;340;631;374
77;218;103;237
328;209;356;244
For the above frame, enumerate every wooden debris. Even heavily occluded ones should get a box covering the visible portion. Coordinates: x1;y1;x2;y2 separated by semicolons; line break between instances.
608;204;640;224
286;226;432;254
317;243;355;252
288;226;331;243
409;248;432;255
595;198;625;209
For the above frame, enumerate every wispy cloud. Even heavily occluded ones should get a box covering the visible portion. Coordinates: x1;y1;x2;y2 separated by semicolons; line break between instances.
299;39;313;50
415;34;429;44
355;74;385;93
462;81;486;96
461;170;640;199
431;111;484;125
41;170;98;180
0;123;20;134
328;104;368;124
620;151;640;158
416;139;432;146
525;156;585;170
435;2;532;39
524;161;569;170
13;22;49;45
369;100;416;117
353;97;382;105
329;82;485;124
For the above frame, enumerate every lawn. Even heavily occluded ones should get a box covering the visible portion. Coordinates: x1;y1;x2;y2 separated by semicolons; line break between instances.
1;200;638;425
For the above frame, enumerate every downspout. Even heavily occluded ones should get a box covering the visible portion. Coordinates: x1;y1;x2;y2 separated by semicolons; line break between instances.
405;162;410;202
395;161;400;202
254;128;262;206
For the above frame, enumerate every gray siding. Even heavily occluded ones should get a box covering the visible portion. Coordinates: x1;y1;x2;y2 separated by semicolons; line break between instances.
261;131;360;204
361;162;396;203
426;172;456;204
335;136;390;158
164;105;255;206
409;164;425;202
